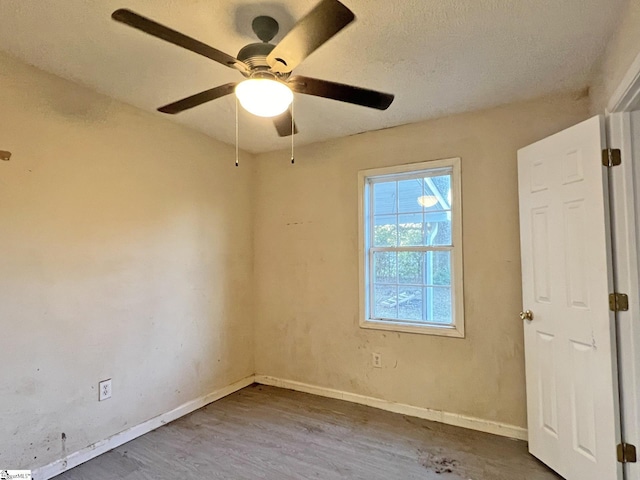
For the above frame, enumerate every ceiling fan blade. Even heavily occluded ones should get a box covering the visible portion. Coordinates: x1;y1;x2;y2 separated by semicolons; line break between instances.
288;76;394;110
112;9;249;74
158;83;237;114
273;109;299;137
266;0;354;74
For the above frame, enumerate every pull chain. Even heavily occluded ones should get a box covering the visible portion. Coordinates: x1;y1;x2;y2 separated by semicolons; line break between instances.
290;96;295;165
235;96;239;167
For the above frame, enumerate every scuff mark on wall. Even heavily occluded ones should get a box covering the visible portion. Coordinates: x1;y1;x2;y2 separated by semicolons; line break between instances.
285;221;312;226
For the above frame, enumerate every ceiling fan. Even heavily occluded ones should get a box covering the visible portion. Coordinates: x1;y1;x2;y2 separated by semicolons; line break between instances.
111;0;395;137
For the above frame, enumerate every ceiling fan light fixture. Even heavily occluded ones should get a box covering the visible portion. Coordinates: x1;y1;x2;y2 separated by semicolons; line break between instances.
235;79;293;118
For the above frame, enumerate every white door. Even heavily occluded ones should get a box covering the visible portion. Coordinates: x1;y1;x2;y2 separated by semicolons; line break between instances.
518;115;622;480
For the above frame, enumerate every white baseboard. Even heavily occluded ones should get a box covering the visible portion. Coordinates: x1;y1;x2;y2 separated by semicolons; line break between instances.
33;373;527;480
254;375;528;441
32;375;255;480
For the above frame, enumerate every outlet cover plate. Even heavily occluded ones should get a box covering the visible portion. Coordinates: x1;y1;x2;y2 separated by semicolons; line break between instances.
372;353;382;368
99;379;112;401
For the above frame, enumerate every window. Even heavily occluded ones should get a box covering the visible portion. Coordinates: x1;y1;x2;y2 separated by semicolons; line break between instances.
358;158;464;337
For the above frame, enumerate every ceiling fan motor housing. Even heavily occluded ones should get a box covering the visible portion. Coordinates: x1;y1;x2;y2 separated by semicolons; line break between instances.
237;42;291;81
237;42;276;71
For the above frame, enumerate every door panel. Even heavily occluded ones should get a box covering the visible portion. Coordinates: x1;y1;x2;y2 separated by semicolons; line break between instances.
564;200;589;309
537;331;558;436
569;339;597;460
532;207;551;303
518;115;622;480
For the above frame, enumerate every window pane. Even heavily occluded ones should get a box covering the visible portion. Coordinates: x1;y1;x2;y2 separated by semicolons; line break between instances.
398;213;423;246
398;178;423;213
397;251;423;284
373;215;397;246
398;287;422;321
373;182;396;215
374;284;397;319
425;250;451;286
373;252;397;283
430;174;451;201
424;211;451;246
432;216;452;246
424;287;452;324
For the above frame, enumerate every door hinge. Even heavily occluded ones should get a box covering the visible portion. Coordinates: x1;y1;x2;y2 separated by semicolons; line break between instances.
609;293;629;312
617;443;637;463
602;148;622;167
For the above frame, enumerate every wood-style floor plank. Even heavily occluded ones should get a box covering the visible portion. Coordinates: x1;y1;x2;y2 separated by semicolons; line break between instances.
56;385;561;479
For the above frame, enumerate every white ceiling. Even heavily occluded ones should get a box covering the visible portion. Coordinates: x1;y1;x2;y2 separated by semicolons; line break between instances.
0;0;627;153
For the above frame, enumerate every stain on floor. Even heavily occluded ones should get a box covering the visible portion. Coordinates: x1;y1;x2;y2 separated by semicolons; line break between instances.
418;452;460;475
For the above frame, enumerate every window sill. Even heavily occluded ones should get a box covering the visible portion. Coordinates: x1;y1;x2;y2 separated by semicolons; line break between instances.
359;318;465;338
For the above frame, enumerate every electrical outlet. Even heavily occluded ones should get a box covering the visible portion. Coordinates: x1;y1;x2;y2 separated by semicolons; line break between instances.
99;379;112;401
372;352;382;368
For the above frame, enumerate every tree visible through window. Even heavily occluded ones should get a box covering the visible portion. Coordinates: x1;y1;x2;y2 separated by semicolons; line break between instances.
359;159;464;337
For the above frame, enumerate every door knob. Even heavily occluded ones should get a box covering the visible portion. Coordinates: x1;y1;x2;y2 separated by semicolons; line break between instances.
520;310;534;321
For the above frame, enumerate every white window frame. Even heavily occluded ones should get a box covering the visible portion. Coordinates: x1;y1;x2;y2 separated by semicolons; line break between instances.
358;158;464;337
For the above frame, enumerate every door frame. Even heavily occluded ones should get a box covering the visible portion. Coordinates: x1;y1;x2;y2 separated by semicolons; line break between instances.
606;49;640;480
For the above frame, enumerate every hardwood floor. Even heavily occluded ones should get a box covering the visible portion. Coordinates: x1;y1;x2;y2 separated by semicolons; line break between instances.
57;385;561;479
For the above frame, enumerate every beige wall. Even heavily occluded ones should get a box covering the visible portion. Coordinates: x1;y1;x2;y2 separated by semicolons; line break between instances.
254;92;590;429
591;0;640;112
0;51;255;469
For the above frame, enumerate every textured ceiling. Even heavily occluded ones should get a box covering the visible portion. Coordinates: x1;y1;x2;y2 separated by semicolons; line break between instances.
0;0;627;153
